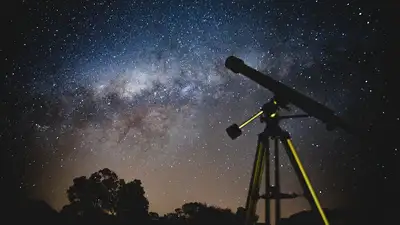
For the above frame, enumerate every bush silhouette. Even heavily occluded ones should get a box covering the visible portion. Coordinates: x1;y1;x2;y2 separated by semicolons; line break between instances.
62;168;149;224
16;167;369;225
117;179;149;224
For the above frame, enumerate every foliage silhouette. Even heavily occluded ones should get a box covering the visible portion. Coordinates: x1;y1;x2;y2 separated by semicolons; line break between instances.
164;202;249;225
60;169;255;225
65;168;123;216
117;179;150;224
149;211;160;220
9;168;379;225
63;168;149;224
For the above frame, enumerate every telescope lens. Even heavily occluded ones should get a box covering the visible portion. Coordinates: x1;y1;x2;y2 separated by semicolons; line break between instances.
226;123;242;140
225;56;245;74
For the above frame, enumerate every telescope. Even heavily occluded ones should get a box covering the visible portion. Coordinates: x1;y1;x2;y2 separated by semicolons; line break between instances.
225;56;353;134
224;56;359;225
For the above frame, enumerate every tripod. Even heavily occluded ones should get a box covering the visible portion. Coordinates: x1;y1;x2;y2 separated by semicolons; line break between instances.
226;98;330;225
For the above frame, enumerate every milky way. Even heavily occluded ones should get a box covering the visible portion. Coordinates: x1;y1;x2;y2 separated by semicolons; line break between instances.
5;0;387;223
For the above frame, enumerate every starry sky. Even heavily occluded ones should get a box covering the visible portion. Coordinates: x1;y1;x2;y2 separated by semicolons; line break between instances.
3;0;398;223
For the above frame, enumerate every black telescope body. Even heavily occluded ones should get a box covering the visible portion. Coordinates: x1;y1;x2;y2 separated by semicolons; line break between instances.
225;56;352;134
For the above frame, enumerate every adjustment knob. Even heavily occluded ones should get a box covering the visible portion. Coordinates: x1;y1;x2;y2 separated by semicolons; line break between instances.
226;124;242;140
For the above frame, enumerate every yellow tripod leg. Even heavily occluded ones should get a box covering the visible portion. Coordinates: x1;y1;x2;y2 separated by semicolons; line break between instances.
245;139;266;225
283;138;330;225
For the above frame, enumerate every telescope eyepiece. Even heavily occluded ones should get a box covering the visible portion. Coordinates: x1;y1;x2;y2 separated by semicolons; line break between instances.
225;56;245;74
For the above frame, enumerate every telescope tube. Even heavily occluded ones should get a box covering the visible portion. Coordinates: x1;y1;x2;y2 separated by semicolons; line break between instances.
225;56;353;134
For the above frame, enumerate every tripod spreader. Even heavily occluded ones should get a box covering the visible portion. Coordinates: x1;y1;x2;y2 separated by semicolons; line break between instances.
259;190;301;200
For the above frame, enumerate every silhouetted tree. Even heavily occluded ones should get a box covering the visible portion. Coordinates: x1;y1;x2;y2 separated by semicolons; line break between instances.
117;179;150;224
62;168;152;225
235;206;246;224
177;202;243;225
235;206;259;225
163;212;185;225
60;168;262;225
149;212;160;220
89;168;123;214
65;168;123;217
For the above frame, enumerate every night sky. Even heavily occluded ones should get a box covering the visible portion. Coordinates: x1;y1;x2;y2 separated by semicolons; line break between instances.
2;0;398;223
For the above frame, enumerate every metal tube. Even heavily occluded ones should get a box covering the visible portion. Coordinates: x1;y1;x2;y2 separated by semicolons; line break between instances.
245;136;266;225
274;138;281;224
263;135;270;225
283;138;330;225
239;111;263;129
225;56;353;134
